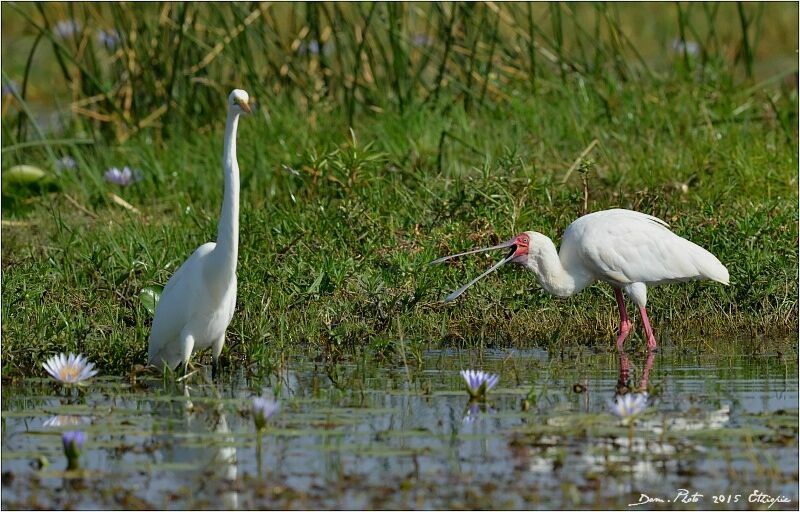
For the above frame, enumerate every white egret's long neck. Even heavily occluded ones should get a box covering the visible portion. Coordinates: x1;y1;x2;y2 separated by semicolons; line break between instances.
215;109;240;274
524;236;592;298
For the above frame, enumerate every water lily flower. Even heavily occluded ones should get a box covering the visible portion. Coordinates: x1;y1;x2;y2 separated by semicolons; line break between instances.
43;415;90;428
252;396;280;431
611;392;648;420
296;39;334;56
54;19;82;39
460;369;499;399
670;38;699;57
62;430;86;470
55;156;77;171
412;33;433;47
104;166;142;186
43;353;99;385
299;39;320;55
462;402;480;424
96;29;120;50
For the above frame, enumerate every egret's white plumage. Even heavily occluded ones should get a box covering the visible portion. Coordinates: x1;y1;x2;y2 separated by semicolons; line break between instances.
433;208;729;351
148;89;251;373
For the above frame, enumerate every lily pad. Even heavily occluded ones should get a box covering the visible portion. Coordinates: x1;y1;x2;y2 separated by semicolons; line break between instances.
139;286;163;315
1;165;59;201
3;165;48;185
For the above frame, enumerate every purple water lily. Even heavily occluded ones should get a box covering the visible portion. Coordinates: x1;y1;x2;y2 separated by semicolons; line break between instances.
62;430;86;469
104;166;142;186
55;156;77;171
670;38;699;57
54;19;82;39
252;396;280;431
96;29;120;50
460;369;499;399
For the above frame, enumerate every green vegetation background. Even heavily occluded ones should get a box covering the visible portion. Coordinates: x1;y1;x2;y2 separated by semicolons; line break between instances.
1;3;797;376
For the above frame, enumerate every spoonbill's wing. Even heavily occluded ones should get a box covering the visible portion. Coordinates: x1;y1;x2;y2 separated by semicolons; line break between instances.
564;209;729;287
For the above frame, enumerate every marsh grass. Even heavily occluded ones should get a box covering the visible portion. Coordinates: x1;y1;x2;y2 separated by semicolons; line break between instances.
1;3;797;376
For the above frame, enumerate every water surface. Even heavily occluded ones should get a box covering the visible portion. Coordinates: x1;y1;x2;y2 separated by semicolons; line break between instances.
2;348;797;509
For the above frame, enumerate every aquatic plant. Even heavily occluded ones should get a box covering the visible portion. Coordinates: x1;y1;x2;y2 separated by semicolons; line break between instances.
610;393;648;420
252;396;280;431
670;38;700;56
53;19;82;39
96;29;120;50
462;401;496;424
42;353;98;385
55;156;77;172
62;430;85;470
104;166;142;186
460;370;499;399
462;402;480;424
43;415;90;428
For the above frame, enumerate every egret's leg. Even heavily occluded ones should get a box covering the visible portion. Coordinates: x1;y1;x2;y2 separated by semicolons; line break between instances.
614;288;633;350
211;335;225;380
180;329;196;376
638;306;658;351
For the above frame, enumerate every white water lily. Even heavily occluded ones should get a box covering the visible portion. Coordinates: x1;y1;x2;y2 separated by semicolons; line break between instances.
43;415;90;428
611;392;648;419
42;353;98;385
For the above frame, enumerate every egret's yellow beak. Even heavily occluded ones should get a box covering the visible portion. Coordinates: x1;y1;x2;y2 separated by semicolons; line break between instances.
236;98;252;114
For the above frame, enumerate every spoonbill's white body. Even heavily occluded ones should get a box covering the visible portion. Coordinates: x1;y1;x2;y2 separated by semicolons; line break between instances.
148;89;251;375
432;209;729;351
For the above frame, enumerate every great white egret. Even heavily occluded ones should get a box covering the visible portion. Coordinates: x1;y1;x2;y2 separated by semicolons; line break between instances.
148;89;251;376
431;209;729;351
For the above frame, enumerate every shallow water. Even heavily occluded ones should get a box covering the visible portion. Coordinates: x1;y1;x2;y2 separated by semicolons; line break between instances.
2;348;798;510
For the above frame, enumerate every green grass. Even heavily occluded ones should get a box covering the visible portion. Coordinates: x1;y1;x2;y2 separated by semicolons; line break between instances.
1;3;797;376
2;68;797;377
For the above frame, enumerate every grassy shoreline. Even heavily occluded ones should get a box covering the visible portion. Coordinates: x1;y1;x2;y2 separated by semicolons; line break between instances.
2;69;797;376
2;2;797;376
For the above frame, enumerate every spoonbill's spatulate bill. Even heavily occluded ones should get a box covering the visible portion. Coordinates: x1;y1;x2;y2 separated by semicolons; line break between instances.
432;209;729;351
148;89;252;377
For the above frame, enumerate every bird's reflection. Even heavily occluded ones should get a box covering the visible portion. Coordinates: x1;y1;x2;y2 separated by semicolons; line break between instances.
616;350;655;395
157;391;239;510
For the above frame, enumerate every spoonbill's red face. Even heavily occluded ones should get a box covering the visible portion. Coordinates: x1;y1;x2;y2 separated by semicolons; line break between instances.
430;231;532;302
510;233;530;260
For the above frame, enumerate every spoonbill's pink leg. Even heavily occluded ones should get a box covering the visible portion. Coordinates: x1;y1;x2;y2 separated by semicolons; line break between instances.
639;351;655;391
638;306;658;351
617;351;656;393
617;351;631;391
614;288;632;350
